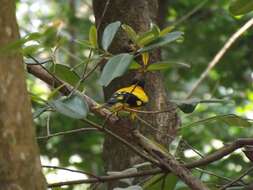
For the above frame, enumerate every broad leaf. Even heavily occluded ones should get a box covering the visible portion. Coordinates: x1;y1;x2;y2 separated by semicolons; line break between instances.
143;174;164;190
49;94;89;119
49;64;84;90
136;30;158;47
175;98;227;113
41;26;58;47
89;25;98;48
33;106;49;118
122;24;138;43
26;32;42;41
229;0;253;16
143;174;177;190
160;26;175;36
99;53;134;86
102;21;121;51
22;44;41;56
147;61;190;71
183;114;252;128
163;174;178;190
0;38;27;54
151;24;160;37
138;31;183;52
129;61;142;70
0;32;42;54
47;84;66;100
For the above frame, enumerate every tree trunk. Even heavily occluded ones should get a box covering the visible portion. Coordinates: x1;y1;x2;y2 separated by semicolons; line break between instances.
93;0;179;187
0;1;47;189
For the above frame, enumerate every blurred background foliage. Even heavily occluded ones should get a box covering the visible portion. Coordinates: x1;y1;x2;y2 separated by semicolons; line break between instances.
16;0;253;189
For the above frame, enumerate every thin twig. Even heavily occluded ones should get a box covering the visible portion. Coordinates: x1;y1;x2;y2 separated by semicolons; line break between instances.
195;168;242;185
124;107;176;114
82;119;159;165
219;166;253;190
82;60;101;81
42;165;100;179
96;0;111;31
37;127;98;140
46;113;51;136
136;115;204;158
82;49;93;78
172;0;208;27
48;168;161;188
186;17;253;99
47;138;253;188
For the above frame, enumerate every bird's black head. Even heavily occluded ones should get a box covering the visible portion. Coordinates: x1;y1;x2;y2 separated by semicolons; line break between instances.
131;79;145;88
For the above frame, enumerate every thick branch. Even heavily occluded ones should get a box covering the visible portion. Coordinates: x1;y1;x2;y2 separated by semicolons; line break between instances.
48;138;253;188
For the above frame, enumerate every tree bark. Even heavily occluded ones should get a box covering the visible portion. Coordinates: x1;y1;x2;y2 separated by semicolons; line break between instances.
93;0;179;188
0;1;47;189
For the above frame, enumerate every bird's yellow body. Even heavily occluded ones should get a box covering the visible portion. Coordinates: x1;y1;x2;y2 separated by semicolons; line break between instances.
107;84;149;109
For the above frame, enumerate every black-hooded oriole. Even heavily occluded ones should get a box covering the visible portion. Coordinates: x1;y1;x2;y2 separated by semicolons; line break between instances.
107;79;148;110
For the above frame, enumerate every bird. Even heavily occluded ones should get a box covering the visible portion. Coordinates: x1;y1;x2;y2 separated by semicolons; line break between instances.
107;79;149;111
95;79;149;114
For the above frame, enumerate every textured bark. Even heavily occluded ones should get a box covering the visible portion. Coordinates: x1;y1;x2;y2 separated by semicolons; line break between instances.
67;0;77;66
0;1;47;190
93;0;179;188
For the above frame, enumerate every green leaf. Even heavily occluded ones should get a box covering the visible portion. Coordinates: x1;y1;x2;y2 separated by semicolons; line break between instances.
0;32;43;55
89;25;98;48
175;98;228;113
41;26;58;47
136;29;159;47
146;61;190;71
102;21;121;51
0;38;27;54
229;0;253;16
22;44;41;56
183;114;252;128
98;53;134;86
160;26;175;37
26;32;42;41
143;174;164;190
49;94;89;119
47;84;66;100
151;24;160;37
129;61;142;70
143;174;177;190
163;174;178;190
122;24;138;43
136;24;161;47
138;31;183;53
49;64;84;90
33;106;49;118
